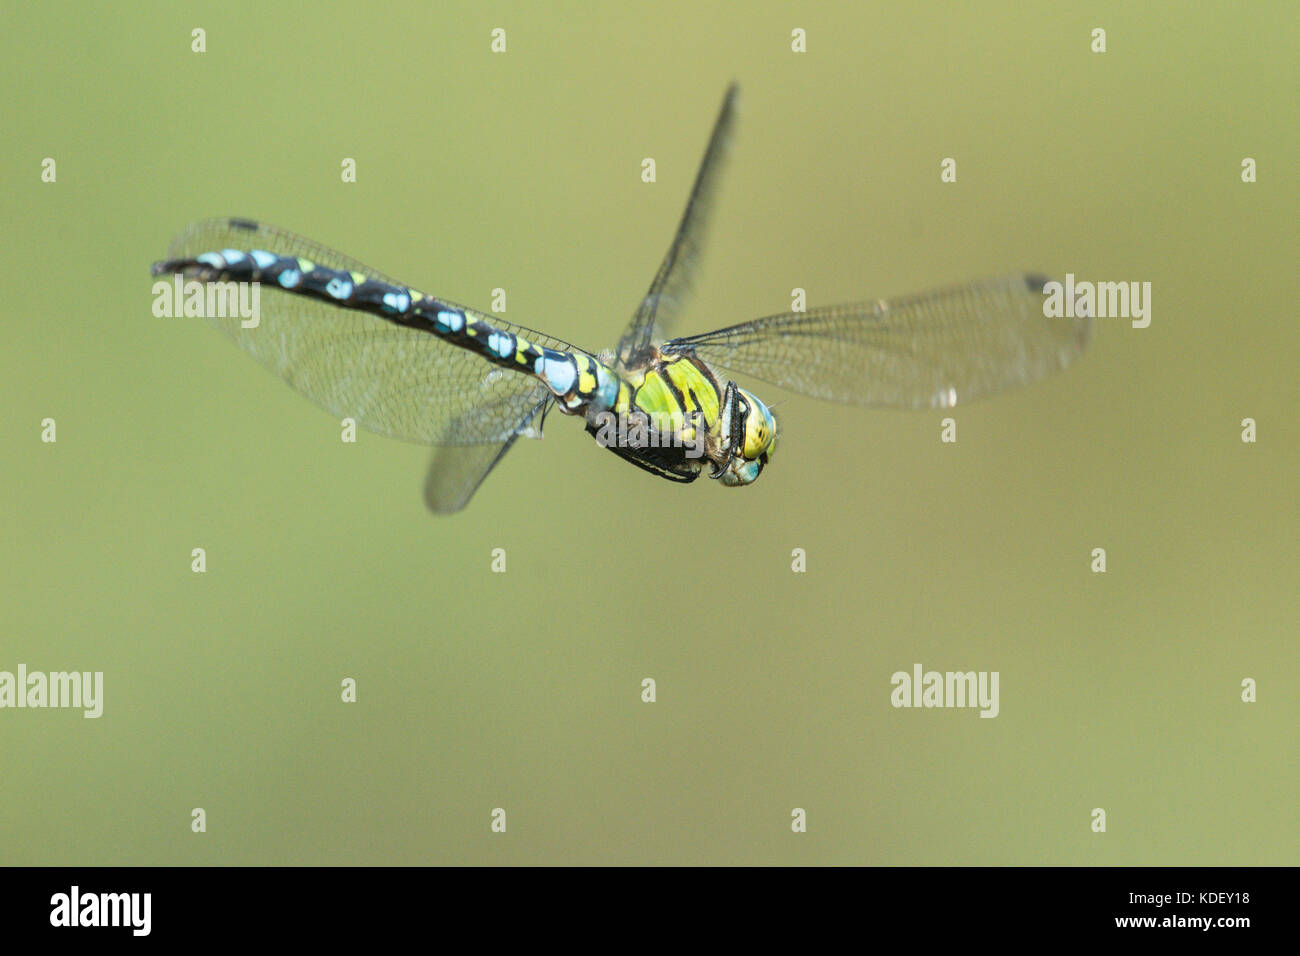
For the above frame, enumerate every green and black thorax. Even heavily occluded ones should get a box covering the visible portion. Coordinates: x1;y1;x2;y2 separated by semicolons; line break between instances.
579;347;768;485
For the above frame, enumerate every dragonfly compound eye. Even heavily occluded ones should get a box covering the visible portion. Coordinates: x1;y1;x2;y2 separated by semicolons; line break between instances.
735;387;777;462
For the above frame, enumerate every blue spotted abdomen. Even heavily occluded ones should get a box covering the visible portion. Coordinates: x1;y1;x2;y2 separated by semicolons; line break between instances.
152;246;620;414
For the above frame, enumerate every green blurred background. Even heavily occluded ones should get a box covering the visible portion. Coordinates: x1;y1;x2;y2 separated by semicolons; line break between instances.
2;0;1295;865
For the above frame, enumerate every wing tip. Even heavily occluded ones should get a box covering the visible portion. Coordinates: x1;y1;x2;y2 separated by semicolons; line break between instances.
1021;273;1093;353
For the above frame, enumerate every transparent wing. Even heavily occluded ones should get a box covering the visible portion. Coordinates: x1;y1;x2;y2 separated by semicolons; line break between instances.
424;393;552;513
162;218;584;445
665;275;1090;409
616;84;738;366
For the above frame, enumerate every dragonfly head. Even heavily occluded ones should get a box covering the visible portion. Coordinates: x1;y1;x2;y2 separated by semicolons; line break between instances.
715;385;778;486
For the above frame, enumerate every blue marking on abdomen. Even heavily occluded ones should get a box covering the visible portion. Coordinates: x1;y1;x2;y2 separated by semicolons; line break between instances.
594;368;618;409
541;350;576;393
382;290;411;313
487;331;515;359
325;276;353;299
436;309;465;332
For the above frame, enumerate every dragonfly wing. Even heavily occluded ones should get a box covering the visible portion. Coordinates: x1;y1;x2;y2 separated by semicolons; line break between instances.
616;84;738;366
665;275;1090;409
423;392;552;513
163;218;583;445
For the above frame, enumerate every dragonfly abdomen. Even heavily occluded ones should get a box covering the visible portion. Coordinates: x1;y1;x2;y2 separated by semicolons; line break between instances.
151;245;618;413
403;308;620;416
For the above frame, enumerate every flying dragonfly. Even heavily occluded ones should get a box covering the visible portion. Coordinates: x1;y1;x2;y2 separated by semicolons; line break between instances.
151;85;1089;513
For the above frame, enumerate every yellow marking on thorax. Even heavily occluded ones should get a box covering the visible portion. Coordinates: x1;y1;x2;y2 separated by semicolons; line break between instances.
299;258;316;272
634;371;675;417
614;381;633;414
663;357;721;425
350;271;367;285
662;361;699;417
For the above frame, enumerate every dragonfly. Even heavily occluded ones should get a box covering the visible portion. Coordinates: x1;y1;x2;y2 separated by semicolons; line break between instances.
151;85;1090;513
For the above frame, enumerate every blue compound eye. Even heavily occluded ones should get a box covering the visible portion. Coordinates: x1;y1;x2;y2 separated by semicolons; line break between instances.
735;388;776;461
